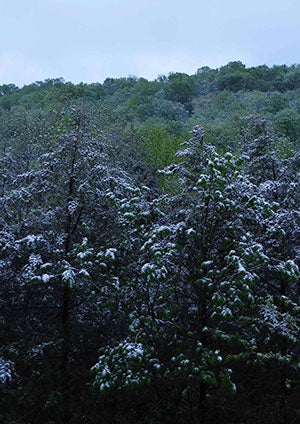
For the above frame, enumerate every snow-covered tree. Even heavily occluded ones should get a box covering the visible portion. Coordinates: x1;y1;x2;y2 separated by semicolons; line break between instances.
0;103;153;423
92;124;300;423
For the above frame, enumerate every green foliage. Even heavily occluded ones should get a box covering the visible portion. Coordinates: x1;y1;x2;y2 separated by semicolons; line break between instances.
137;124;181;168
164;72;196;114
1;63;300;424
263;92;289;113
274;108;300;142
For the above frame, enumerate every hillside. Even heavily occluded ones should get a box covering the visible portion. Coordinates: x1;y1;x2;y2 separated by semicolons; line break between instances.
0;62;299;424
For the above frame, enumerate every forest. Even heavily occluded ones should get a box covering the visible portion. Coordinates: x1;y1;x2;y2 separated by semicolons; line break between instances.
0;61;300;424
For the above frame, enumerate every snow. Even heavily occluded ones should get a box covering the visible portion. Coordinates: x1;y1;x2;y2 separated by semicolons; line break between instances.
100;365;111;378
141;263;167;280
68;200;79;215
77;248;93;259
104;248;117;260
79;269;90;277
41;274;51;283
100;381;111;391
62;266;75;286
0;358;13;383
141;263;155;274
17;234;43;247
25;254;43;270
221;308;233;318
155;225;171;234
237;262;246;273
124;342;144;358
202;260;213;267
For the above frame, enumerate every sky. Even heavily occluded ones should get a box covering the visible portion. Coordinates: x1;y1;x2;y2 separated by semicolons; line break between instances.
1;0;300;87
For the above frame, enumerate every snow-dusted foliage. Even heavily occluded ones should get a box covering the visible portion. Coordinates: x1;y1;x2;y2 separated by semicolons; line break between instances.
0;103;154;420
93;340;153;391
92;123;300;416
1;114;299;422
0;358;13;384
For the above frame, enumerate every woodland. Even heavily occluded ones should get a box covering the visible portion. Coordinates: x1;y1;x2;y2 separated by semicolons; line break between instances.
0;61;300;423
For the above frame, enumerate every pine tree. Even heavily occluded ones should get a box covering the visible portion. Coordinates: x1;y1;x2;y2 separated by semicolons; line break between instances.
93;124;300;423
0;103;149;423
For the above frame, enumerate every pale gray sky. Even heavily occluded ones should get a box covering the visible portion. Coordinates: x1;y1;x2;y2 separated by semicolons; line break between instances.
1;0;299;86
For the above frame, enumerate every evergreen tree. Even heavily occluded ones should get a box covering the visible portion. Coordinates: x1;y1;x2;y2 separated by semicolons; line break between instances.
0;103;151;423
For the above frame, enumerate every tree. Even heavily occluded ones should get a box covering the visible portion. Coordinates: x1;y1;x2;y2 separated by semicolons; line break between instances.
274;109;300;143
0;102;152;423
164;73;196;115
93;124;300;423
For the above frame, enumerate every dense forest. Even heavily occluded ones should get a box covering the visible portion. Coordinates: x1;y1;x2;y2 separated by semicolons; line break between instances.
0;62;300;424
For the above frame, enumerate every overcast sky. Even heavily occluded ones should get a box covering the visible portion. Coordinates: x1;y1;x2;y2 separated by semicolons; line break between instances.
1;0;299;86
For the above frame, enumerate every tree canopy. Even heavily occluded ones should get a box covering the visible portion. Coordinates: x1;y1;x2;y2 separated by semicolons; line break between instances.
0;62;299;424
